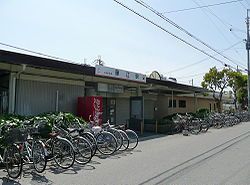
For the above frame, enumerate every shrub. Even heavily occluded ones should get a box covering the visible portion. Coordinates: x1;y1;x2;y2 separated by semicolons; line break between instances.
195;108;209;118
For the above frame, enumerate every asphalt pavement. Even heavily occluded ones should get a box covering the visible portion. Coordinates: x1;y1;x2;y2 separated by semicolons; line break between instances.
1;122;250;185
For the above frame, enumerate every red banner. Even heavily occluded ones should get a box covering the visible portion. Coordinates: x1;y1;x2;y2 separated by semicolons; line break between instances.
77;96;103;125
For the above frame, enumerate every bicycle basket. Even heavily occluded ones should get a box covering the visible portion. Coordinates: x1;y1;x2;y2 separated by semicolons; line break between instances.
36;121;52;138
3;128;28;144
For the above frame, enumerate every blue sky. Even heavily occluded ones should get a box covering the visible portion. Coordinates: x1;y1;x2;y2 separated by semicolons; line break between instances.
0;0;248;86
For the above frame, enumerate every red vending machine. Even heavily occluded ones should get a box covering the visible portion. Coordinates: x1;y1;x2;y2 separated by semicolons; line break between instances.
77;96;103;125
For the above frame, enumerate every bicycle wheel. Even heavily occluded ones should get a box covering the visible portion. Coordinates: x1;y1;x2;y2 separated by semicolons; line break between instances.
32;140;47;173
200;121;209;133
214;121;223;129
118;130;129;151
96;131;117;155
125;129;138;150
173;123;182;134
52;137;75;169
81;132;97;157
189;120;201;135
5;144;23;179
72;136;92;165
109;128;123;151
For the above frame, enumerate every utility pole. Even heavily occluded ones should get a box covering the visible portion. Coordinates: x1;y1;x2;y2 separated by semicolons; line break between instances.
189;79;194;86
246;9;250;111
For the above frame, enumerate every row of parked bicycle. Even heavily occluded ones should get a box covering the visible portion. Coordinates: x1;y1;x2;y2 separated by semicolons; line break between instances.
0;113;139;179
172;111;250;136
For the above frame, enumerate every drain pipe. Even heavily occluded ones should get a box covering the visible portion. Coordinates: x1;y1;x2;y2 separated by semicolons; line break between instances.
13;64;26;114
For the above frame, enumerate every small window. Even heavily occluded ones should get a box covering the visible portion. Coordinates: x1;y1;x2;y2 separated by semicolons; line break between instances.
179;100;186;108
169;99;176;108
214;103;216;110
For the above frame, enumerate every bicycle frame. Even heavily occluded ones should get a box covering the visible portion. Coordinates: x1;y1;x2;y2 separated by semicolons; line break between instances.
19;140;34;163
0;148;8;163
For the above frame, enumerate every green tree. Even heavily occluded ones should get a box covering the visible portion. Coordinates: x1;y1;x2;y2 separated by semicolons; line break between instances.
236;74;248;109
227;70;244;110
201;67;230;112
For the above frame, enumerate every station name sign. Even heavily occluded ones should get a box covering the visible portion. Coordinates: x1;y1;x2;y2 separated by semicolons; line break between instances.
95;65;146;83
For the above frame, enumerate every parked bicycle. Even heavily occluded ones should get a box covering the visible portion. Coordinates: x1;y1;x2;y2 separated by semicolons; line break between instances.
112;124;138;150
52;119;93;165
86;116;118;155
18;120;47;173
172;113;202;135
36;119;76;169
0;126;23;178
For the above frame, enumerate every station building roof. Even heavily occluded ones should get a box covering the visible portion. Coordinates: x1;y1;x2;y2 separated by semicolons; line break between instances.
0;49;207;94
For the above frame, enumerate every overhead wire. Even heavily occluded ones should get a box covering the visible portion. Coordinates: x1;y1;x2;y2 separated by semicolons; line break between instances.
162;0;243;14
192;0;242;42
177;71;213;79
191;0;246;68
164;0;245;40
244;0;250;7
192;0;234;41
113;0;233;68
198;0;247;66
165;40;244;74
176;67;224;79
239;0;248;9
134;0;246;71
194;0;233;28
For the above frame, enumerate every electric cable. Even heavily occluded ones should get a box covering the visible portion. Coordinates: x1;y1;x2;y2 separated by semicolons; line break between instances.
244;0;250;7
192;0;246;65
113;1;231;67
165;40;244;74
162;0;243;14
134;0;246;71
239;1;248;9
176;67;224;79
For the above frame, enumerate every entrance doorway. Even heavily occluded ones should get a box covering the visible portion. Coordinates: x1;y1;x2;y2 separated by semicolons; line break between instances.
103;98;116;124
129;96;144;131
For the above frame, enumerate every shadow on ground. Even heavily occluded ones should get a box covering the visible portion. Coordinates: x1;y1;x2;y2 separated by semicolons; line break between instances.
138;132;168;142
0;177;21;185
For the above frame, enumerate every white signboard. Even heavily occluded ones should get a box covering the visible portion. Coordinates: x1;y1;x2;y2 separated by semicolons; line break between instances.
95;65;146;83
97;83;124;93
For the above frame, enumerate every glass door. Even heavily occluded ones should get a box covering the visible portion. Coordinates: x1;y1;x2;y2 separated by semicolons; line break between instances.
103;98;116;124
129;96;144;131
107;98;116;124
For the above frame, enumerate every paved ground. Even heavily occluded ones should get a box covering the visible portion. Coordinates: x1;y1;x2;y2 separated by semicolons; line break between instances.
1;122;250;185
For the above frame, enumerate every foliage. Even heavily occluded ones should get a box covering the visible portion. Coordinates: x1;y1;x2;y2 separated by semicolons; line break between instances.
0;112;86;147
227;70;247;109
195;108;209;118
237;87;248;109
236;74;247;109
201;67;248;111
201;67;230;112
202;92;209;96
